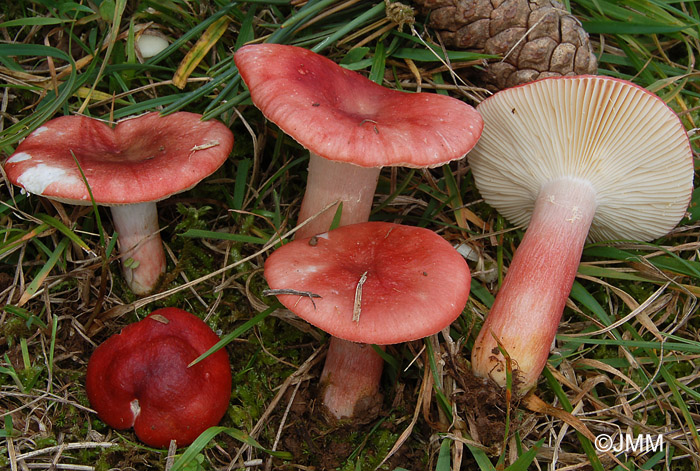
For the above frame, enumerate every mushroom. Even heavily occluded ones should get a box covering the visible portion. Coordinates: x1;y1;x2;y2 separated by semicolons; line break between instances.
467;75;694;393
135;31;170;59
3;112;234;295
234;44;483;239
264;221;471;420
85;307;232;448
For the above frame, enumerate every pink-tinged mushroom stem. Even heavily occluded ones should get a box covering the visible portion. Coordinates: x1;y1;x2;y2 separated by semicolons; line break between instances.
471;177;598;393
110;203;166;295
295;153;381;240
295;154;383;419
319;338;385;420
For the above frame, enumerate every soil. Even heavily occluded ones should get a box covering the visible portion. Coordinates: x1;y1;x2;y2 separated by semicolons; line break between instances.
0;271;13;292
447;355;519;447
274;382;424;470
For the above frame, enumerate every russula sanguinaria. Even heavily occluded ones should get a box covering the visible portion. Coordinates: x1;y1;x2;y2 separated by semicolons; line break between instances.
85;307;231;448
3;112;234;295
234;43;483;239
264;221;471;420
468;75;694;393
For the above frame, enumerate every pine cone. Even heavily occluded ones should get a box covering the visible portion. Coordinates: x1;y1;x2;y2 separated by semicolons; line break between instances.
413;0;597;90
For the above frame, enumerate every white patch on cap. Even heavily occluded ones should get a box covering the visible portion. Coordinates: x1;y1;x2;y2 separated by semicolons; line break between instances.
32;126;49;137
7;152;32;163
16;164;81;195
316;232;330;240
130;399;141;420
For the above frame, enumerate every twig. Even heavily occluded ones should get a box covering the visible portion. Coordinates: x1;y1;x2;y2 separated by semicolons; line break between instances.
15;442;116;461
352;271;368;323
265;381;302;471
165;440;177;471
262;289;322;310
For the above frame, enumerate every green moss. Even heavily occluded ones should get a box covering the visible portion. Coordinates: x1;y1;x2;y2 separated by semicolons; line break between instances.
228;405;252;428
339;427;401;471
665;359;694;380
591;344;620;362
34;436;58;448
92;418;109;434
230;364;269;422
1;316;33;346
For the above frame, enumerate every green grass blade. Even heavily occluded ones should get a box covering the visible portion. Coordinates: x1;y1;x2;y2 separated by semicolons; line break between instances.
311;2;386;53
504;438;545;471
0;224;51;258
583;20;694;34
3;305;48;329
0;17;72;27
170;425;292;471
542;368;605;471
34;213;93;255
188;303;278;367
436;437;451;470
424;338;452;422
18;237;71;306
0;44;77;148
232;158;251;211
179;229;267;245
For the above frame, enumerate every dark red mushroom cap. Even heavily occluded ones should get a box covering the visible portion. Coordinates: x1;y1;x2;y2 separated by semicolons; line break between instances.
4;112;233;205
234;44;483;168
264;222;471;344
85;308;231;448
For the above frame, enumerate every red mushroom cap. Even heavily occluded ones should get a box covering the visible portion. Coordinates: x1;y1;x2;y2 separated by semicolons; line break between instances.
234;44;483;168
4;112;233;205
264;222;471;344
85;308;231;448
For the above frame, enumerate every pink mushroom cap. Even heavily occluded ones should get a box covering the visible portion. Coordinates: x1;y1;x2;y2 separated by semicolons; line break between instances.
4;112;234;205
264;221;471;345
234;44;483;168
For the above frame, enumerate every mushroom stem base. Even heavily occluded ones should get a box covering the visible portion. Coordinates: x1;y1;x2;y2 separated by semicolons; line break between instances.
296;153;381;239
471;177;597;393
319;337;384;421
110;203;166;295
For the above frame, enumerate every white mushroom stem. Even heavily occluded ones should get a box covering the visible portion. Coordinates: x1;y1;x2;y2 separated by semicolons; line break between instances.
296;152;380;239
319;338;385;420
110;203;167;295
471;177;598;393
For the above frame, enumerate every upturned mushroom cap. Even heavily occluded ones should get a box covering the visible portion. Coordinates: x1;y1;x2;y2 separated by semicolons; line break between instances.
4;112;233;205
264;222;471;345
468;75;694;242
234;44;483;168
85;308;232;448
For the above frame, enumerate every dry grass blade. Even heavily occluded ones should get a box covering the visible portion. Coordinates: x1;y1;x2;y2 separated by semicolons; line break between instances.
375;356;432;469
172;16;231;89
228;345;325;468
